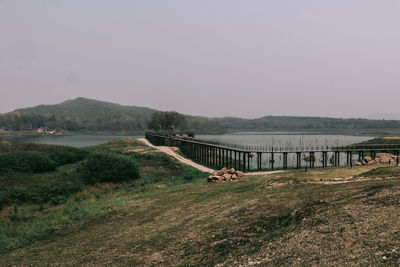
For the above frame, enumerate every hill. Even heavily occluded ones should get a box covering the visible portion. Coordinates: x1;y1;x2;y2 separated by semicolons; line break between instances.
0;97;157;133
2;97;400;134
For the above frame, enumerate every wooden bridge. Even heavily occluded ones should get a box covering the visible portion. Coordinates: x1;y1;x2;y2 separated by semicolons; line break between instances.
145;132;400;172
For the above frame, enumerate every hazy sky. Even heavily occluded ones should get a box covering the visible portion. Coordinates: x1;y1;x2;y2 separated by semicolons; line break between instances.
1;0;399;118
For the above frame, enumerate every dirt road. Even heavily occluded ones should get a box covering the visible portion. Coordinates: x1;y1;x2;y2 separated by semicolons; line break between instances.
138;138;283;176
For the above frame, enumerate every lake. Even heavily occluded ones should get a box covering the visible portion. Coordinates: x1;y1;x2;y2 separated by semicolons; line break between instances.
196;132;373;148
4;132;373;148
3;134;143;148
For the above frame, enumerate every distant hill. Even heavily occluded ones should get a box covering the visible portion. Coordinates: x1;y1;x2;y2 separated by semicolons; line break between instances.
2;97;400;134
0;98;157;132
0;98;224;133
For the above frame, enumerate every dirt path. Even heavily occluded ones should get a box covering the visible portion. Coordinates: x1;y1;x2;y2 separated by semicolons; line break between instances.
138;138;283;176
138;138;214;173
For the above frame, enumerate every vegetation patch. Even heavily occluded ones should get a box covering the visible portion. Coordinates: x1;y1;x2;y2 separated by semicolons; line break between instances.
358;166;400;178
78;152;140;184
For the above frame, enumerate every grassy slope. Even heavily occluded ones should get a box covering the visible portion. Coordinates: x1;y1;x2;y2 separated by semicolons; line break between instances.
2;160;400;266
0;139;207;256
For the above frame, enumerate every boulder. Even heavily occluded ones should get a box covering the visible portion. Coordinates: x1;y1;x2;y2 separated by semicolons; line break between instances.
376;153;392;163
236;171;245;177
228;168;236;174
231;174;238;180
356;161;362;166
221;167;228;174
216;170;224;176
207;176;221;182
364;156;373;162
367;160;376;165
223;173;232;181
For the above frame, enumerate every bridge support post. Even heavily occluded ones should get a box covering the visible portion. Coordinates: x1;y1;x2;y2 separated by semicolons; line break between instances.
310;152;315;168
230;150;233;169
296;152;301;169
238;152;242;171
322;152;328;167
397;151;399;165
271;153;274;170
243;152;246;171
283;152;288;169
247;153;250;171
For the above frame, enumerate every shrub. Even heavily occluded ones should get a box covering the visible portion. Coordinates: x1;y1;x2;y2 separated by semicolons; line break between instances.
50;150;88;165
79;152;140;184
0;152;58;173
0;175;84;209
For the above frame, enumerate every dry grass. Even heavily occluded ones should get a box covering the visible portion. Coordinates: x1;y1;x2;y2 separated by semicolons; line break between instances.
2;164;400;266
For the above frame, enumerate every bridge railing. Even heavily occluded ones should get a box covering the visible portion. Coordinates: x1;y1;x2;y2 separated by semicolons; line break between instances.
145;132;400;153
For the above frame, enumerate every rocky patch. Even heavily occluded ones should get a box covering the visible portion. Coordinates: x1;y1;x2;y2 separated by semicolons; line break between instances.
356;153;398;166
207;167;246;183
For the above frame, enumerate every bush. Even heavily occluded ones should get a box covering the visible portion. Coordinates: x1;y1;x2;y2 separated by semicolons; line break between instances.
0;152;58;173
0;175;84;209
50;150;88;165
79;152;140;184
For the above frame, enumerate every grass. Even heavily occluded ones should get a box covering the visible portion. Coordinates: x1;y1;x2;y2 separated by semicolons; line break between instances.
1;139;400;265
0;139;207;254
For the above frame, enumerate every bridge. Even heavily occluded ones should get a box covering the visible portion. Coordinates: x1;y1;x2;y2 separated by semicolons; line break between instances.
145;132;400;172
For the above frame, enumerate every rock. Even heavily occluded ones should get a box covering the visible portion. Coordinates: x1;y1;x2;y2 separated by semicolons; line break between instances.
376;153;392;163
356;161;362;166
382;256;387;261
236;171;245;177
207;176;220;182
0;140;11;145
223;173;232;181
367;160;376;165
209;168;245;183
364;156;373;162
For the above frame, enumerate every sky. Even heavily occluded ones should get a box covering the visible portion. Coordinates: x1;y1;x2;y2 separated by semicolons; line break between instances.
1;0;400;119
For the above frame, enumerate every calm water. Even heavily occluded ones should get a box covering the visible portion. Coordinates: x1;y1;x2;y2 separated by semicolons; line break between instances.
197;132;373;148
5;132;373;148
4;135;143;148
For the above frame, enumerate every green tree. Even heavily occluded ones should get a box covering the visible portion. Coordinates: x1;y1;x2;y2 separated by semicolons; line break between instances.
148;111;187;134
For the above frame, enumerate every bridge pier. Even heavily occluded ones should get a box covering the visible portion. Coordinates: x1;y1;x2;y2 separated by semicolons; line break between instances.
283;152;288;169
397;151;400;165
296;152;301;168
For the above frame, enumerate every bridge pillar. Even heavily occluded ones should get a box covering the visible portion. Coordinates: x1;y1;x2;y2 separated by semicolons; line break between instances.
296;152;301;169
322;152;328;167
397;151;399;165
271;153;274;170
238;152;242;171
283;152;288;169
242;152;246;171
230;150;233;169
309;152;315;168
234;151;237;170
